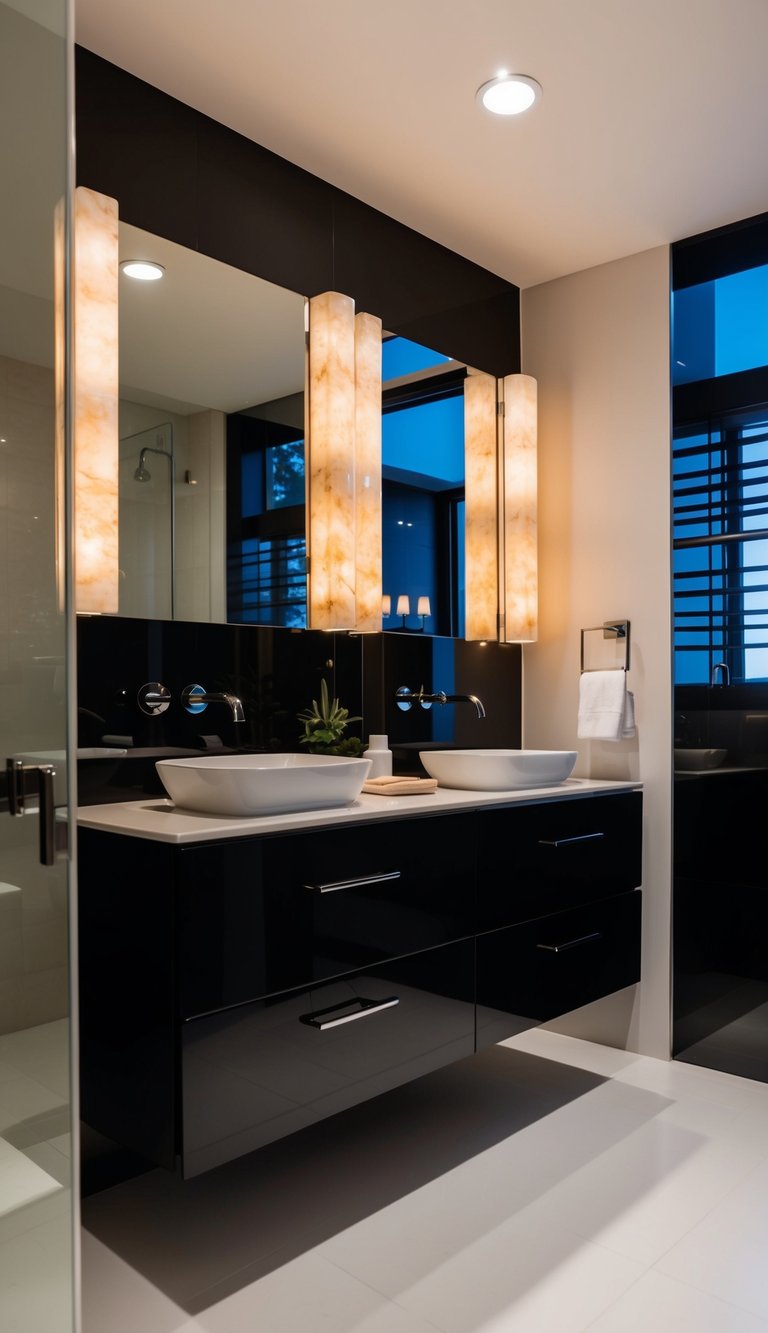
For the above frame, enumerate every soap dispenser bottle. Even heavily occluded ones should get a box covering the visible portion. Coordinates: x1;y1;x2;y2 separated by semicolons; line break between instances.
363;734;393;778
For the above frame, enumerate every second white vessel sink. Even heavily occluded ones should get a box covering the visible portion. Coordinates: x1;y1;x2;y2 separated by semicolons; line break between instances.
419;749;578;791
156;753;371;817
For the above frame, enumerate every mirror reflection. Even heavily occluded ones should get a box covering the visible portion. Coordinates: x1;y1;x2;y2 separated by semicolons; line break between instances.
118;223;469;635
118;221;306;623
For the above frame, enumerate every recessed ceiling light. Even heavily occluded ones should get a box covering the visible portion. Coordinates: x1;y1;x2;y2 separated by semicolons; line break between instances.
476;73;542;116
120;260;165;281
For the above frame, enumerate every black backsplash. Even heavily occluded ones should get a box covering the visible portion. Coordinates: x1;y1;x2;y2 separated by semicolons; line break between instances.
77;617;521;803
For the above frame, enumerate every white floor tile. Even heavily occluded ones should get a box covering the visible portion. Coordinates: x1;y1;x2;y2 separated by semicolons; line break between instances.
22;1139;71;1187
197;1252;442;1333
500;1029;643;1079
351;1215;643;1333
614;1050;768;1114
83;1231;193;1333
585;1269;768;1331
0;1213;73;1333
82;1232;439;1333
656;1155;768;1320
80;1039;768;1333
0;1133;61;1217
0;1018;70;1098
516;1104;766;1265
0;1072;65;1132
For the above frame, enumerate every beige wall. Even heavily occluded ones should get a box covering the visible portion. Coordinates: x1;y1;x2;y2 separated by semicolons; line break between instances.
522;245;672;1059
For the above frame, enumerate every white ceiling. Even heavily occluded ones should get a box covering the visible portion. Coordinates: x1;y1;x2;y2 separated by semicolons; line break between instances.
76;0;768;290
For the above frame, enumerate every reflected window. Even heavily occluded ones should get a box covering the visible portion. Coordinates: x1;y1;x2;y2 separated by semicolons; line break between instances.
227;411;306;626
673;264;768;385
673;411;768;683
226;337;468;633
382;337;466;636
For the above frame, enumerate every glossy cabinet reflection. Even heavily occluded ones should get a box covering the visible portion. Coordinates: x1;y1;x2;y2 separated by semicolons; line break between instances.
183;942;475;1176
79;790;643;1182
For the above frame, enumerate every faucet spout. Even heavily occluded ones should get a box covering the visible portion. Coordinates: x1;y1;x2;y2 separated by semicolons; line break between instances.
711;662;730;687
181;685;246;723
440;693;487;719
394;686;486;719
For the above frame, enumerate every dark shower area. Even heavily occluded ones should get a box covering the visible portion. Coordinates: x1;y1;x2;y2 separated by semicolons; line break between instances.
673;210;768;1080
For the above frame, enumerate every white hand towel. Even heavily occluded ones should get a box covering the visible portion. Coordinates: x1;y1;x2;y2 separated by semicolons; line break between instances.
578;670;635;741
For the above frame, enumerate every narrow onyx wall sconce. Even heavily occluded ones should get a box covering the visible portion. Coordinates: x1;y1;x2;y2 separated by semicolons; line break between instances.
463;370;538;643
501;373;538;643
73;186;119;614
306;292;382;631
464;369;499;641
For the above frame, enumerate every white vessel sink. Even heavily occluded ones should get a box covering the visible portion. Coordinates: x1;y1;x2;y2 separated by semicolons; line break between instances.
156;752;371;817
419;749;578;791
674;748;727;771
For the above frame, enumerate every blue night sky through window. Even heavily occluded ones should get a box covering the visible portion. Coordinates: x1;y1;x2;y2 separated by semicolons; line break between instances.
673;261;768;684
673;265;768;384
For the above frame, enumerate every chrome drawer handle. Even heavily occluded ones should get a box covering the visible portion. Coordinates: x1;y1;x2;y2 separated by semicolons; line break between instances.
299;995;400;1030
538;832;605;848
303;870;401;894
537;931;603;953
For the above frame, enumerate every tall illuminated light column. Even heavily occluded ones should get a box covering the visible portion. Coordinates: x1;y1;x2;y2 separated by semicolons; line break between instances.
307;291;357;629
354;311;382;632
73;186;119;613
502;373;538;642
464;369;499;640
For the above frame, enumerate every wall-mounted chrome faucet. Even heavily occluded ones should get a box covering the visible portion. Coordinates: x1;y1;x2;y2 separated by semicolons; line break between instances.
711;661;730;687
395;686;486;719
182;684;246;723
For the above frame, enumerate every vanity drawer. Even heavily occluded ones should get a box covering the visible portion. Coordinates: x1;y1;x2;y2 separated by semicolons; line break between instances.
178;814;476;1017
476;889;642;1049
179;938;475;1176
477;791;642;930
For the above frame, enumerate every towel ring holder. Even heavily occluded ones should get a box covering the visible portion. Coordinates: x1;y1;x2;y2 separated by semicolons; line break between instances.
580;620;630;673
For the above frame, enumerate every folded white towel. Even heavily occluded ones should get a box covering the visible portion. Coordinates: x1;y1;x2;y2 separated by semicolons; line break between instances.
578;670;636;741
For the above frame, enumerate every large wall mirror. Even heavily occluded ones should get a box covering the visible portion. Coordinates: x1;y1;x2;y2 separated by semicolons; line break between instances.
118;223;470;635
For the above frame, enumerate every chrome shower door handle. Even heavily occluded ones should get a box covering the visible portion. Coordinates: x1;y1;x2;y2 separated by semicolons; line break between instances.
3;758;64;866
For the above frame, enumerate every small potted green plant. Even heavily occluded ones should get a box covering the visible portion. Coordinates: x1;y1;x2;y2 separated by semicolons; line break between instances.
297;679;365;757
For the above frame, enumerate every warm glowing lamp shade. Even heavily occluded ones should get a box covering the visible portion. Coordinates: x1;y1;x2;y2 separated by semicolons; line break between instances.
74;186;119;614
464;370;499;640
354;310;383;632
307;292;382;632
307;292;357;629
502;373;538;642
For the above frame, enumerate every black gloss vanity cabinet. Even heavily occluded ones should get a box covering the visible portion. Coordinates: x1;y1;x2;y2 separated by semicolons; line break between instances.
78;790;642;1178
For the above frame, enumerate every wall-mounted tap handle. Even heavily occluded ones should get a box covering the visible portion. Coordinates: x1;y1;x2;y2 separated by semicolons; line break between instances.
137;682;171;716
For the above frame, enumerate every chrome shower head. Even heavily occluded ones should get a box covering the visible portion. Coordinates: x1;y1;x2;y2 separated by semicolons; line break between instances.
134;449;151;483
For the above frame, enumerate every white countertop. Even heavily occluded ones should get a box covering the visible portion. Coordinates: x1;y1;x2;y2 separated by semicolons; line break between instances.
77;778;641;845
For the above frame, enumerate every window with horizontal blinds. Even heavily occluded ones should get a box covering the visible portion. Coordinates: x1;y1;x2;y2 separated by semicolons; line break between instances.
673;405;768;683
